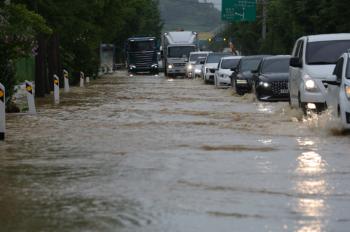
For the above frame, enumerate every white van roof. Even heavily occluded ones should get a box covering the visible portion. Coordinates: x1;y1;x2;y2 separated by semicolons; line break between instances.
306;33;350;42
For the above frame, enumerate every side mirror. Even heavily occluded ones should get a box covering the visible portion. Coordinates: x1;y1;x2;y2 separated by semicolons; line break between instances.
290;57;302;68
324;74;340;86
200;61;205;65
230;67;237;72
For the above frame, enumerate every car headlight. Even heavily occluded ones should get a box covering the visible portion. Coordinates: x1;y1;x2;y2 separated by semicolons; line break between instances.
345;85;350;99
129;65;136;69
259;81;270;88
151;64;158;68
168;64;173;69
305;79;316;90
187;64;193;70
195;69;201;73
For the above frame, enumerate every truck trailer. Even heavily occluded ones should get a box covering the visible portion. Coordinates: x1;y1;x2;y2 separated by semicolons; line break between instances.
162;31;198;77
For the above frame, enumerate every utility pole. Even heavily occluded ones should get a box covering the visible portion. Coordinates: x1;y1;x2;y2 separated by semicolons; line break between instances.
261;0;267;40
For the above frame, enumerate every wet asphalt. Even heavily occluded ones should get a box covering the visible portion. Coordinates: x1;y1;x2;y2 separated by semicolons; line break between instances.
0;71;350;232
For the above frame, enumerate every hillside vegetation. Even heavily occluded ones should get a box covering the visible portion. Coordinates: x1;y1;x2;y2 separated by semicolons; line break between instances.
159;0;221;32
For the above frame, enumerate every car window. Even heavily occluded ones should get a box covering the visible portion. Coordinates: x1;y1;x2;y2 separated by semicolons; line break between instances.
346;58;350;79
334;58;344;82
241;59;262;72
261;58;290;74
221;59;240;69
293;40;302;57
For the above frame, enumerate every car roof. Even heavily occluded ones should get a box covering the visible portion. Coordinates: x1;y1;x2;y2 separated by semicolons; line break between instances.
241;55;271;60
128;37;156;41
262;55;291;61
302;33;350;42
208;52;232;56
190;51;211;54
221;56;243;60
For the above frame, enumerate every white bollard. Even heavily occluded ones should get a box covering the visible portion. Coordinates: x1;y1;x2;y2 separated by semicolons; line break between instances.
80;71;85;87
0;83;5;141
25;81;36;114
54;74;60;104
86;76;90;84
63;69;69;92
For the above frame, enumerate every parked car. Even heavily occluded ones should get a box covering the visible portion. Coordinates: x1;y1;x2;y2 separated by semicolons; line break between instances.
186;51;211;78
231;55;270;95
202;52;231;84
324;52;350;129
252;55;291;101
289;33;350;113
214;56;242;88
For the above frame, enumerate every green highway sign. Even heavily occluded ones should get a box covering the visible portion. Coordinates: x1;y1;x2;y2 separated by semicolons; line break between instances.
221;0;256;22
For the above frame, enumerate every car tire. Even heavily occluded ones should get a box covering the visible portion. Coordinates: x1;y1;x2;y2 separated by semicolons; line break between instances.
298;93;307;115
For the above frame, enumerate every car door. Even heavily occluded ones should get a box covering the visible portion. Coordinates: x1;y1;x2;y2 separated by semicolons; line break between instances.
327;57;343;115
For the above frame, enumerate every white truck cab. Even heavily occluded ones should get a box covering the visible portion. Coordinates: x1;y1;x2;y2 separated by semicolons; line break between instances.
289;33;350;113
325;52;350;129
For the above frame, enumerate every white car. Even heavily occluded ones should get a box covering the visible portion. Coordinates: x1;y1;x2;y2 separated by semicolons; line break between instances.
203;52;231;84
214;56;242;88
185;51;211;78
325;52;350;129
289;33;350;113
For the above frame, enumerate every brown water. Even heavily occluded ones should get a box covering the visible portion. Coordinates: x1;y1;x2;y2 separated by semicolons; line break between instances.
1;72;350;232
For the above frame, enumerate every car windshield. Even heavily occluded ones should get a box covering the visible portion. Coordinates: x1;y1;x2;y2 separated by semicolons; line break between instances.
168;46;196;58
261;58;290;74
240;59;262;72
190;53;207;62
206;54;230;63
196;57;206;64
221;59;240;69
128;40;156;52
306;40;350;65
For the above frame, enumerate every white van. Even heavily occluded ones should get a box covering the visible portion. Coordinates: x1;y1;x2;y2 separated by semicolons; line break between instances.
289;33;350;113
325;52;350;129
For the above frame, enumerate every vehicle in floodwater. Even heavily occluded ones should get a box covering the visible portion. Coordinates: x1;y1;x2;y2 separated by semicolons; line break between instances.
126;37;159;75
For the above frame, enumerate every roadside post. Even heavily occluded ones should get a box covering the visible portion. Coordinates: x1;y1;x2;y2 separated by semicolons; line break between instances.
54;74;60;104
0;83;5;141
80;71;85;87
63;69;69;92
86;76;90;84
25;81;36;114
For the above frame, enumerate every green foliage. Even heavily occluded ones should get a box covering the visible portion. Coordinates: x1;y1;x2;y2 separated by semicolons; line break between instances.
0;3;51;103
222;0;350;55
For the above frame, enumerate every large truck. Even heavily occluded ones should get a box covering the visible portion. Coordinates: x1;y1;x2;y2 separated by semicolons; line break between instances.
125;37;159;75
162;31;198;77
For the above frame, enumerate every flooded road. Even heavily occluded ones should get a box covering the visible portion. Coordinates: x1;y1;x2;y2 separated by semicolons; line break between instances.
1;71;350;232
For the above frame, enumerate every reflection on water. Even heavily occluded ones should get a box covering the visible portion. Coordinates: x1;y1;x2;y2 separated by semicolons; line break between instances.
297;151;326;175
295;138;329;232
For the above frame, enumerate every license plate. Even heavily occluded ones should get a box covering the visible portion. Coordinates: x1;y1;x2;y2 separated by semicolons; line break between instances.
280;89;289;94
236;80;247;84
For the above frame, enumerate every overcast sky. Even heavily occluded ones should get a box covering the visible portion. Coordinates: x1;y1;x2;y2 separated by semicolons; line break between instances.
198;0;221;11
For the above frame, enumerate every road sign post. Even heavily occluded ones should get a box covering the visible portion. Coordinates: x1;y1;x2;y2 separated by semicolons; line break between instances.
221;0;256;22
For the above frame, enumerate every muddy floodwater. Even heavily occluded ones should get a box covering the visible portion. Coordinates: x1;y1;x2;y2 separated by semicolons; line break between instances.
1;72;350;232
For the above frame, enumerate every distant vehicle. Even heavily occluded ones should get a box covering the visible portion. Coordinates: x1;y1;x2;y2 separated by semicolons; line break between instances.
162;31;198;77
203;52;231;84
252;55;291;101
100;44;115;73
125;37;159;75
289;33;350;113
193;56;208;78
325;52;350;129
186;51;211;78
214;56;242;88
231;55;270;95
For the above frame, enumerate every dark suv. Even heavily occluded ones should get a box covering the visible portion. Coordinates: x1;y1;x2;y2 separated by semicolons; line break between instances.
230;55;270;95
